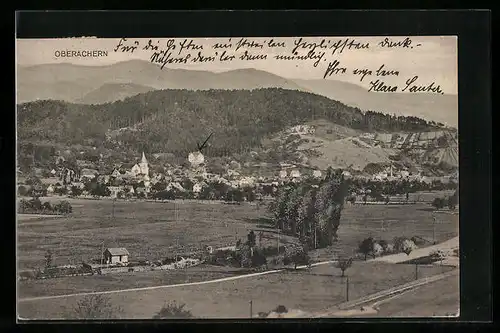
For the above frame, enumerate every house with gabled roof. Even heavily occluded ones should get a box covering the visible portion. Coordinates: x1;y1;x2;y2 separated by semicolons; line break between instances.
103;248;129;265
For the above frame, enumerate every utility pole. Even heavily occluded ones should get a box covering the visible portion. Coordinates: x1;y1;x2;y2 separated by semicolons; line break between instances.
432;215;437;244
314;226;317;249
175;202;179;262
100;241;105;265
346;276;350;302
249;300;253;318
415;263;418;280
277;228;280;253
112;198;116;219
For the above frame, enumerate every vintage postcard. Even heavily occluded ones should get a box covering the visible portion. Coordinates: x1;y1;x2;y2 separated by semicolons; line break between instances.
16;36;459;320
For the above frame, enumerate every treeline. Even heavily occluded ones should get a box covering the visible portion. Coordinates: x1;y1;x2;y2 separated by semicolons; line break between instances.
18;198;73;215
18;88;441;158
349;178;458;199
151;181;258;202
268;167;348;248
431;190;458;210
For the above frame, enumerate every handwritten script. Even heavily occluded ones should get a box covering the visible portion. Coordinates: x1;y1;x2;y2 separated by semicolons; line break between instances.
113;37;445;94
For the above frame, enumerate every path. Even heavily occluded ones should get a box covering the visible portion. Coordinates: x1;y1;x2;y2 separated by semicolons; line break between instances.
18;236;459;304
369;236;459;264
18;261;334;303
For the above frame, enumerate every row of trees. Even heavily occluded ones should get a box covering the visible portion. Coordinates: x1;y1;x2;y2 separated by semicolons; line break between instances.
268;167;348;248
431;190;458;210
18;198;73;215
358;236;419;261
152;181;259;202
350;178;458;197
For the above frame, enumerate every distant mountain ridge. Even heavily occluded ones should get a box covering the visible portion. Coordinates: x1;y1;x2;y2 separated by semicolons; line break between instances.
17;60;457;127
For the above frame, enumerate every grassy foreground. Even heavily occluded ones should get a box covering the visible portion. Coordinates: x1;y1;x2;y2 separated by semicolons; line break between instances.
18;261;456;319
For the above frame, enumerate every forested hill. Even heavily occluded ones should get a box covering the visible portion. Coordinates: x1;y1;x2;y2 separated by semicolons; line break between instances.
17;88;442;156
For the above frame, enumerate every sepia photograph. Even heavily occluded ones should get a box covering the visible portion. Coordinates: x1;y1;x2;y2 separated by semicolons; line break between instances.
16;36;459;320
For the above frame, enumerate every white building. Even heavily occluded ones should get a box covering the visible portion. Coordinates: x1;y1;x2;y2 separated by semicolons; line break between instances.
290;169;301;178
239;176;256;187
108;186;123;198
46;184;55;194
193;182;205;194
111;169;121;178
103;248;129;265
312;170;322;178
131;152;149;178
342;170;352;178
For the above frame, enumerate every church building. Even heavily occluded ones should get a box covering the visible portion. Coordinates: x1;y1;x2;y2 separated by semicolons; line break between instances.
131;152;150;179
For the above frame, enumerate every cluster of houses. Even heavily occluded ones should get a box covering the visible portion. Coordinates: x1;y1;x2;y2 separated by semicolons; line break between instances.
18;142;457;200
18;149;343;199
360;130;457;150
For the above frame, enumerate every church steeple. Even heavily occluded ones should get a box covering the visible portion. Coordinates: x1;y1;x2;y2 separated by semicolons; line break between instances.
141;152;148;164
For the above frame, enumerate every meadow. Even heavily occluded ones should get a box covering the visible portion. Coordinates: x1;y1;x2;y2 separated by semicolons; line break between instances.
17;195;459;319
17;196;458;271
17;261;457;319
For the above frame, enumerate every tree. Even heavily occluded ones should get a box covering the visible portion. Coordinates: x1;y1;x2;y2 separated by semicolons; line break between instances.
378;240;389;253
181;178;194;192
358;237;374;260
42;201;52;212
297;187;318;247
25;176;42;186
284;185;305;235
90;183;111;197
71;186;83;196
284;244;310;270
242;186;256;202
153;301;193;319
447;192;457;210
226;188;244;202
314;169;348;246
431;197;446;210
44;250;53;268
70;294;123;319
29;197;43;211
54;200;73;214
18;185;28;196
246;230;256;247
334;257;353;277
273;305;288;314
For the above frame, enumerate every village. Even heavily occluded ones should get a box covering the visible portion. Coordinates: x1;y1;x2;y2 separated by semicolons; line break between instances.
17;124;458;203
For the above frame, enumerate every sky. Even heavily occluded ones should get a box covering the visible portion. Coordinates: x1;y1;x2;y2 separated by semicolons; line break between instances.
16;36;458;94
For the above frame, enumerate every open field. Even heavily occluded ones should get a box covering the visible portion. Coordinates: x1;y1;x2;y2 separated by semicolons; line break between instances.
18;261;455;319
17;197;458;270
18;264;249;299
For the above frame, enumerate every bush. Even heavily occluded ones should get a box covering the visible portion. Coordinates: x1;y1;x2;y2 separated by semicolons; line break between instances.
393;237;417;254
274;305;288;313
153;301;193;319
18;185;28;196
372;242;384;257
69;294;123;319
431;197;446;210
283;244;310;269
251;249;268;268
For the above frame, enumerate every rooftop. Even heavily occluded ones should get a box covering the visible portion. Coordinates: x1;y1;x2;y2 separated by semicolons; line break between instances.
105;247;129;256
